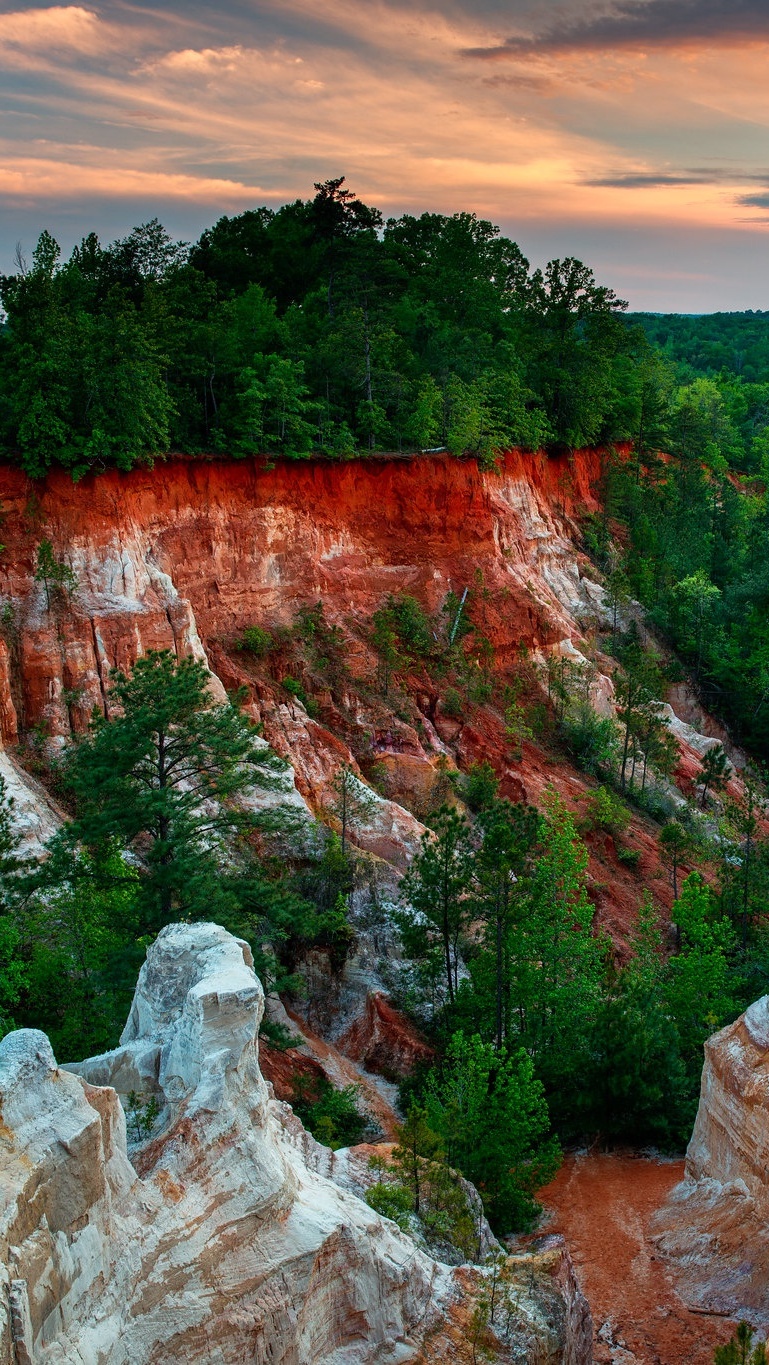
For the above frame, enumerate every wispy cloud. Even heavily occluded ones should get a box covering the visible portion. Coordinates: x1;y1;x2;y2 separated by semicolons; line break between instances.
0;0;767;308
464;0;769;58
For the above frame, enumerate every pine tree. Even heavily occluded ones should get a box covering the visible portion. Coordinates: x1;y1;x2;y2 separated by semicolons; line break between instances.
699;744;732;808
61;650;285;929
400;805;473;1007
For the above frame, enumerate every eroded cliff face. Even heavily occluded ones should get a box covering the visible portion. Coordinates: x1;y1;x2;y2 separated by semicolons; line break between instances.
0;446;681;917
0;922;592;1365
654;997;769;1331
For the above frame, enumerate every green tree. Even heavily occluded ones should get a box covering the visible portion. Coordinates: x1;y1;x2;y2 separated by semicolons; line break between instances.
724;770;768;948
61;650;284;929
327;763;377;854
510;800;606;1124
400;805;474;1007
659;819;692;902
390;1105;445;1216
0;775;27;1037
699;744;733;808
472;799;540;1050
424;1032;561;1232
714;1322;768;1365
34;539;77;610
20;846;142;1058
592;897;688;1143
666;872;737;1091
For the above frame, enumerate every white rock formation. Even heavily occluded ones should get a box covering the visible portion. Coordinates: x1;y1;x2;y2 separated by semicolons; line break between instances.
654;996;769;1325
0;923;591;1364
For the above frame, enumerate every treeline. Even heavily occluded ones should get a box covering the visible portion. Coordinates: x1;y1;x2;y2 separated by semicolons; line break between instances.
0;178;646;476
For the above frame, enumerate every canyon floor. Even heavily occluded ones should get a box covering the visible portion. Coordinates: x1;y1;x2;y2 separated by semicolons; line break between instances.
538;1153;736;1365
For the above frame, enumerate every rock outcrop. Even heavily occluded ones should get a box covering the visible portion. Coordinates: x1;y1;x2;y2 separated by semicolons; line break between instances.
0;922;592;1364
654;996;769;1330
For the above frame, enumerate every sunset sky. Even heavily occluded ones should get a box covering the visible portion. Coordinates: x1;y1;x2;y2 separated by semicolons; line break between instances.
2;0;768;310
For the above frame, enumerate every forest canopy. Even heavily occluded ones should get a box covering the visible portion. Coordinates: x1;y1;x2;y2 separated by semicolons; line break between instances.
0;178;640;476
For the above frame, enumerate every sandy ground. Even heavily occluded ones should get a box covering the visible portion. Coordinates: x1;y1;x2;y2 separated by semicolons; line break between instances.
537;1152;737;1365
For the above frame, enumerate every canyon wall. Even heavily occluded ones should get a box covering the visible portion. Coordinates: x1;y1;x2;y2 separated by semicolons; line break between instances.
0;446;735;941
0;447;606;746
654;997;769;1331
0;446;607;859
0;922;592;1364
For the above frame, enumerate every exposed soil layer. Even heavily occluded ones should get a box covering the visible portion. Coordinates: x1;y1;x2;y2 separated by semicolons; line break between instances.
538;1152;736;1365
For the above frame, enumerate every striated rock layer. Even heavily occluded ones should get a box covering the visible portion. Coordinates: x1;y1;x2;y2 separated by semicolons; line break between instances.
0;922;592;1364
654;995;769;1331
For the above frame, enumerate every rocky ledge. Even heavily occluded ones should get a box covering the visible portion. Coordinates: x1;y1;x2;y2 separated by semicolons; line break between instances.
0;922;591;1364
654;995;769;1332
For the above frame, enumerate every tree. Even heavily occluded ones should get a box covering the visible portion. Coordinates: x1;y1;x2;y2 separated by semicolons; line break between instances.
472;799;540;1050
509;800;606;1125
714;1322;768;1365
0;775;28;1037
614;666;655;793
34;539;77;610
592;897;688;1143
659;820;692;901
400;805;474;1007
327;763;377;854
61;650;285;929
390;1105;444;1216
309;177;382;319
424;1032;561;1232
20;845;142;1058
699;744;733;808
666;872;736;1092
724;769;768;949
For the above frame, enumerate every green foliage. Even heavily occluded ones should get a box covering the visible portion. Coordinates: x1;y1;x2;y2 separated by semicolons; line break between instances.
365;1179;414;1231
1;187;642;473
591;897;689;1144
714;1321;768;1365
326;763;376;853
424;1032;561;1232
583;785;632;837
19;846;143;1059
34;539;77;609
126;1090;160;1143
699;744;732;807
366;1107;480;1257
235;624;274;657
60;649;284;930
0;776;27;1037
259;1018;301;1051
291;1075;367;1149
462;761;500;813
399;805;474;1007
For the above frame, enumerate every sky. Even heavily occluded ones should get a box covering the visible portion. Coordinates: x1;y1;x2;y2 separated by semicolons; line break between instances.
1;0;768;311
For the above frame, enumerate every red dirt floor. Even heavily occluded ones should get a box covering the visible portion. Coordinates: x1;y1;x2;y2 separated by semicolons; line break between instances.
537;1152;737;1365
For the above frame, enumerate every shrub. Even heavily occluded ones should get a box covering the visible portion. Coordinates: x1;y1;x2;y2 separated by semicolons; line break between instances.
365;1181;413;1231
462;761;500;812
616;846;641;870
291;1076;367;1149
561;708;618;776
585;786;632;837
236;624;273;657
441;686;464;719
281;675;319;714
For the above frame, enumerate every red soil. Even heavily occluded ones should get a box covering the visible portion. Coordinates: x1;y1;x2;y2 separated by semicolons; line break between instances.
538;1152;736;1365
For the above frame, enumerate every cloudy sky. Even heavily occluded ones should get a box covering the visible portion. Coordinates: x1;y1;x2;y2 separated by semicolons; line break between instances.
2;0;768;309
